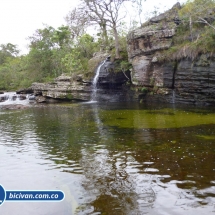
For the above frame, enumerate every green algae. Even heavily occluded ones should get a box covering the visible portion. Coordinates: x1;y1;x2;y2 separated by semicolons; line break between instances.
100;108;215;129
196;135;215;140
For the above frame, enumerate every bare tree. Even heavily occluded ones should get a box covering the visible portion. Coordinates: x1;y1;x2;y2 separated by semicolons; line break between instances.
65;8;89;39
83;0;134;58
179;0;215;41
80;0;130;58
66;0;145;58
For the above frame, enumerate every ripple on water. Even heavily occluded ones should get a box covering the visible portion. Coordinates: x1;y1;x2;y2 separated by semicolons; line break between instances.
1;103;215;215
143;168;159;173
143;162;155;165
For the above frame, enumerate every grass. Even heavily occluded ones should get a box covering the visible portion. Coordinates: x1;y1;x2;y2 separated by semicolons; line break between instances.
161;18;215;61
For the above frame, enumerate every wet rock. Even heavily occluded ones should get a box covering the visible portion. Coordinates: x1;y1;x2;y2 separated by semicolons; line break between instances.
96;58;131;87
35;96;47;103
28;95;35;100
19;95;27;100
16;88;33;94
11;95;17;101
0;95;8;102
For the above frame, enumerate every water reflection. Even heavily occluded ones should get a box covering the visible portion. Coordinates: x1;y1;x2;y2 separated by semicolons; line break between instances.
0;103;215;214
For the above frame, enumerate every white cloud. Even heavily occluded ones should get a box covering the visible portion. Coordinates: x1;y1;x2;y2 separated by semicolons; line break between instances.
0;0;186;54
0;0;79;54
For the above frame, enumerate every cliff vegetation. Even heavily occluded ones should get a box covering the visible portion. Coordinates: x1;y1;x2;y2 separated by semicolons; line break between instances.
162;0;215;61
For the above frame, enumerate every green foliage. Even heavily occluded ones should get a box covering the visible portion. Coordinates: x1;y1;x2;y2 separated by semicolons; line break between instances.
62;50;84;74
76;34;98;58
0;25;76;90
0;53;32;90
179;0;215;22
0;43;19;65
141;87;148;93
52;26;71;48
161;0;215;61
120;60;132;72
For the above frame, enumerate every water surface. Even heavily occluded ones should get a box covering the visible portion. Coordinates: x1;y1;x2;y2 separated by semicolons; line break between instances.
0;102;215;215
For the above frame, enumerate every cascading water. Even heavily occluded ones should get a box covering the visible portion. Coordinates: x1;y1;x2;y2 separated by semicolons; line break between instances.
171;89;175;104
91;60;106;101
0;92;35;106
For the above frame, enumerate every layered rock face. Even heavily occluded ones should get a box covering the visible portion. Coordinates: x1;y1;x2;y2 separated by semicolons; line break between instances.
127;3;215;105
31;74;92;102
173;57;215;105
127;3;180;87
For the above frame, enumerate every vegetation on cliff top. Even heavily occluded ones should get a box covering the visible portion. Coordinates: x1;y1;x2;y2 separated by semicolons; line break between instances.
163;0;215;61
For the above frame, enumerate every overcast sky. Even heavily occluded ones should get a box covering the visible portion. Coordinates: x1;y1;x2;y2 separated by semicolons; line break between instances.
0;0;185;54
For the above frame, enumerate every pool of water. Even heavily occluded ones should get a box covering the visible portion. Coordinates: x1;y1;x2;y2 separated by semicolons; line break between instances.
0;102;215;214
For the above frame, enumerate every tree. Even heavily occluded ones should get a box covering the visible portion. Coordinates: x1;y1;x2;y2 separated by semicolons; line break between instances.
131;0;144;25
179;0;215;41
27;25;74;80
83;0;129;58
65;8;89;39
66;0;145;59
0;43;19;65
52;26;72;48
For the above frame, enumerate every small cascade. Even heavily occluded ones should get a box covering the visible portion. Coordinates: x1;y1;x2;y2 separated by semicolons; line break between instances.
171;89;176;104
0;92;35;106
91;60;106;101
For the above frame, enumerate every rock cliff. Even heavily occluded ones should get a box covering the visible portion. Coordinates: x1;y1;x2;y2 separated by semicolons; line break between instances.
30;74;92;102
127;3;215;105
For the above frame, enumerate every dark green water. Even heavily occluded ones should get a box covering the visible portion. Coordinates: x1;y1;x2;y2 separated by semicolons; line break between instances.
0;102;215;215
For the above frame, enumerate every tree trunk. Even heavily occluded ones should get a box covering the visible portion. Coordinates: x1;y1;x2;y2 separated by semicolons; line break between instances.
113;24;120;59
101;23;108;47
189;16;193;41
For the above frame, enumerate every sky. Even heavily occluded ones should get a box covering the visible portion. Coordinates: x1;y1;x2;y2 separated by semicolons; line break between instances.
0;0;185;54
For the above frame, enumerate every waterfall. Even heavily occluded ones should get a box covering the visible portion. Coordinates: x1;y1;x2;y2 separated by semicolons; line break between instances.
0;92;35;106
91;60;106;101
171;89;175;104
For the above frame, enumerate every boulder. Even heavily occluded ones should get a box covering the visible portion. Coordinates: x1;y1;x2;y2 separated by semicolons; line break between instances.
35;96;47;103
19;95;27;100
